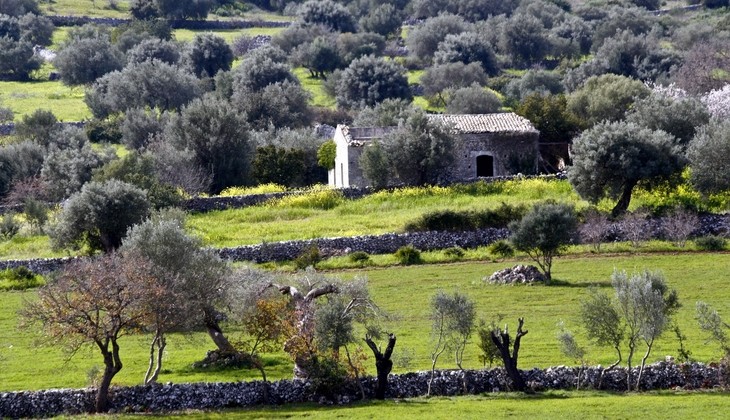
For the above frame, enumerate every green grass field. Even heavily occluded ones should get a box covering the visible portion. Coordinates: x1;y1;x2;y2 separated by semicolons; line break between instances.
0;80;91;122
87;391;730;419
2;252;729;393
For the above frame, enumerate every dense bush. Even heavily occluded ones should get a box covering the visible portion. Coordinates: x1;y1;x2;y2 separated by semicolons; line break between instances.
0;266;44;291
0;212;20;240
695;236;727;251
348;251;371;264
395;244;423;265
405;203;527;232
294;245;321;269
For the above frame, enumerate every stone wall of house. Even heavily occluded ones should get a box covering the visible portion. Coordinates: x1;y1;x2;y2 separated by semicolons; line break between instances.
0;362;724;417
452;132;540;179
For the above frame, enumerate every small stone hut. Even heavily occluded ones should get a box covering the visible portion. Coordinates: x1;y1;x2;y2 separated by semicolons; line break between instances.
329;113;540;188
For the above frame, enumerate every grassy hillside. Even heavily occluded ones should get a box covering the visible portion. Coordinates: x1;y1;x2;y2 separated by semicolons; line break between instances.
2;253;729;392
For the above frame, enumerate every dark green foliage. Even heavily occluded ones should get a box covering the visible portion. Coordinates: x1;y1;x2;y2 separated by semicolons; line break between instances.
348;251;371;264
359;141;390;189
0;212;20;239
567;74;650;128
434;32;499;75
504;70;564;104
0;36;41;80
49;179;151;253
120;108;169;150
420;62;488;107
307;353;348;398
569;121;685;216
54;37;124;86
298;0;356;33
687;120;730;195
14;109;58;146
394;244;423;265
516;94;583;146
445;85;501;114
406;13;469;62
626;93;709;148
131;0;217;20
234;80;313;130
489;240;514;260
404;203;527;233
0;0;40;16
374;112;454;186
335;32;386;67
359;4;402;37
317;140;336;170
93;152;183;209
0;140;44;198
17;13;54;46
499;13;551;68
41;127;107;201
165;94;253;194
184;33;234;78
509;202;578;282
295;245;321;270
695;236;727;251
476;318;502;367
293;36;341;79
336;55;411;109
23;197;47;233
252;145;306;187
85;118;123;144
232;45;296;92
126;38;180;65
250;128;327;186
85;60;202;118
0;267;44;291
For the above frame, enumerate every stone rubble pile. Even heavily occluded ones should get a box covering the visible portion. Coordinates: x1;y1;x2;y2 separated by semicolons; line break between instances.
486;265;546;284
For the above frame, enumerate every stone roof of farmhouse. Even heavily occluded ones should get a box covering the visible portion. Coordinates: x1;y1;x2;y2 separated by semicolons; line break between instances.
340;113;537;145
428;113;538;134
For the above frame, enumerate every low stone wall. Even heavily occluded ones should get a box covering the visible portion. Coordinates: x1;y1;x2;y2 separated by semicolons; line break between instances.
218;228;509;263
0;362;724;417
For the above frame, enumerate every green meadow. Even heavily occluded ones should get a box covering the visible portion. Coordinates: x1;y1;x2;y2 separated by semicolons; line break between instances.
2;253;729;392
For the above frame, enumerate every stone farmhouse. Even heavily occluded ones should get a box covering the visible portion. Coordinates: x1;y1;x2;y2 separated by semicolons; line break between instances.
329;113;541;188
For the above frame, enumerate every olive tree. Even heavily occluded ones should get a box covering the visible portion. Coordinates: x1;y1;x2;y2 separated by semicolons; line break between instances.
184;33;234;78
626;93;710;148
165;94;253;193
569;121;685;216
336;55;411;109
687;120;730;195
509;202;577;283
297;0;356;33
54;36;124;86
49;179;151;253
121;214;235;361
566;74;650;128
406;13;469;62
427;290;476;396
445;84;501;114
580;270;679;390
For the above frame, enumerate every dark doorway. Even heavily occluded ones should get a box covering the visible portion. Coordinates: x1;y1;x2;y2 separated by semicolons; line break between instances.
476;155;494;177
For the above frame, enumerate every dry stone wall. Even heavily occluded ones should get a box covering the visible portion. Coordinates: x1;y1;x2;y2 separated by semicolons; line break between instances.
0;362;724;417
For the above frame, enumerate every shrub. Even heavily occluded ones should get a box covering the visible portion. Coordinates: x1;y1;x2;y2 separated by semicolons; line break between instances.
270;188;344;210
23;198;48;234
395;244;423;265
405;210;475;232
0;212;20;240
443;246;465;259
348;251;371;264
295;245;321;270
695;236;727;251
489;240;514;260
0;267;44;291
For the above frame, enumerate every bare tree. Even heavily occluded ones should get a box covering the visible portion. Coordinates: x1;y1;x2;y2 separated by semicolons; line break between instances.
579;209;612;251
663;207;700;248
364;333;397;399
20;253;155;412
619;210;650;248
490;318;529;392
